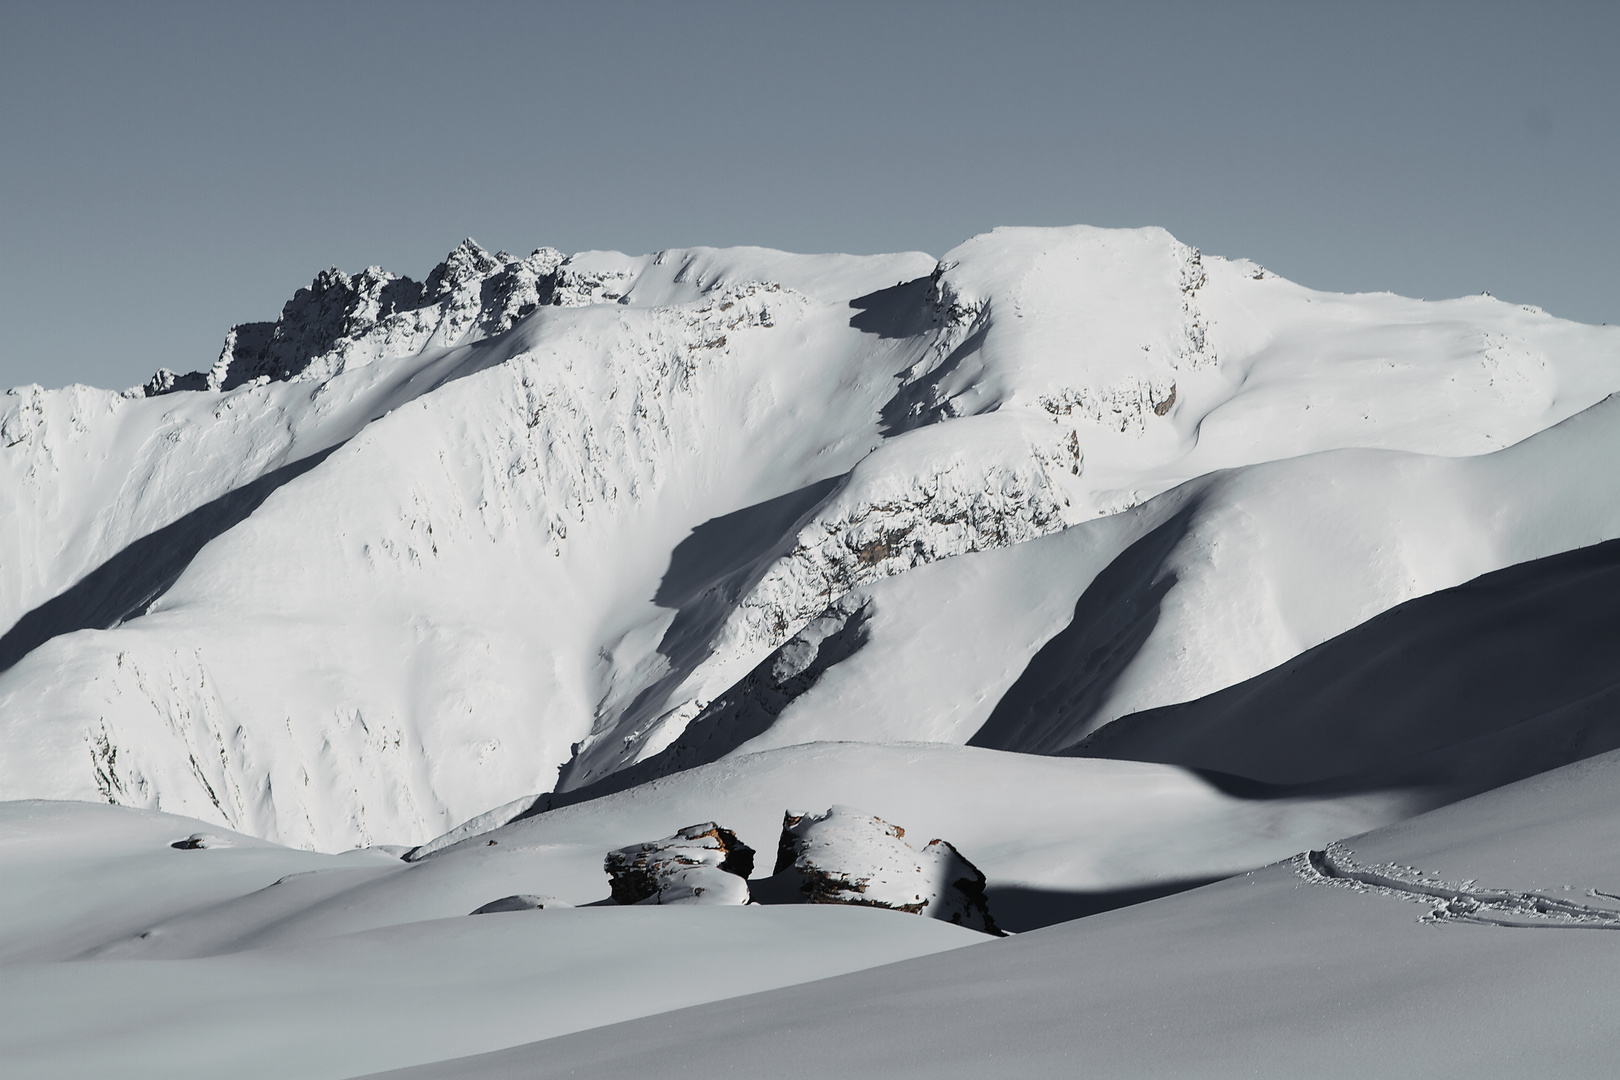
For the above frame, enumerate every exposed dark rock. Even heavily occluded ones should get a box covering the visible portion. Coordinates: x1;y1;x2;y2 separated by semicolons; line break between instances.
604;822;755;906
142;240;567;395
768;806;1001;935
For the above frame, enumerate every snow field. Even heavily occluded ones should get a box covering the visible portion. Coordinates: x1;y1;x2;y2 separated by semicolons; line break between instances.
355;749;1620;1080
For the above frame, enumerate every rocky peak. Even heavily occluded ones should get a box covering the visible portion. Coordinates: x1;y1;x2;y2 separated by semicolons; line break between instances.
141;240;571;397
421;238;505;303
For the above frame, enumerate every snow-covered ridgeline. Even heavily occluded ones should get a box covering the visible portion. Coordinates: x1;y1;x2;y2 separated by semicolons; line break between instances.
563;228;1620;786
0;242;941;846
1;226;1616;849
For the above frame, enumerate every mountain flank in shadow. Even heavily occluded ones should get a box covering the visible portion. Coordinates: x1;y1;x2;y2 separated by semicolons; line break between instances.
0;446;339;674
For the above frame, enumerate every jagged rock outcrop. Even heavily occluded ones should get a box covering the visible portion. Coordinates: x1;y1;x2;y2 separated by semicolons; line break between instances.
766;805;1001;934
604;822;756;905
143;240;571;395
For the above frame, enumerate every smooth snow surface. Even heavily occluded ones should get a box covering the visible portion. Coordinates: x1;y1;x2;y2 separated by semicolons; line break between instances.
355;750;1620;1080
0;800;978;1080
2;227;1616;850
1075;535;1620;785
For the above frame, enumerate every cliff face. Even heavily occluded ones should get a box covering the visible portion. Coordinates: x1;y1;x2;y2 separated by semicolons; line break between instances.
2;226;1616;850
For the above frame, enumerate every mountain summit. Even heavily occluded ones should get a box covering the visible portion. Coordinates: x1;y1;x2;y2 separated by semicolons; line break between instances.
3;226;1617;850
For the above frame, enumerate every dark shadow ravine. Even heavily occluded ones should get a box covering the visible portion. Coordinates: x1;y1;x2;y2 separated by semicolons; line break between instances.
0;445;340;674
847;275;937;340
1072;538;1620;793
653;476;845;611
553;474;848;792
850;273;1002;438
967;501;1201;755
878;320;990;437
1249;677;1620;811
522;595;873;820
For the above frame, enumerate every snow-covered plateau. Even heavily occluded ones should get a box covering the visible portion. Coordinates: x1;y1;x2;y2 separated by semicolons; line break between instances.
2;225;1616;1078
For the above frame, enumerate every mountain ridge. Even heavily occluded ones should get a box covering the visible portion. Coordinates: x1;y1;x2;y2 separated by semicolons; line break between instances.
2;225;1616;850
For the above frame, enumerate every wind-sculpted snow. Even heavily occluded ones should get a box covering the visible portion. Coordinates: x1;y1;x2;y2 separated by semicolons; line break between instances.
2;225;1617;849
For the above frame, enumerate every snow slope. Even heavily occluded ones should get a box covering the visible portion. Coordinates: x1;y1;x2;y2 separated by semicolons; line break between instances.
0;736;1417;1079
2;907;977;1080
2;226;1616;850
543;391;1620;803
0;800;399;965
962;392;1620;752
0;800;979;1080
5;534;1617;1077
23;743;1407;963
354;748;1620;1080
1074;535;1620;785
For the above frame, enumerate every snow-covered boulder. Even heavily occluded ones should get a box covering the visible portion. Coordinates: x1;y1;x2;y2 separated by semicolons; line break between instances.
768;806;1001;935
604;822;755;906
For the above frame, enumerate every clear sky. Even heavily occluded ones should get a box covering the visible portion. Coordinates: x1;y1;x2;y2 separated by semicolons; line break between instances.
2;0;1615;391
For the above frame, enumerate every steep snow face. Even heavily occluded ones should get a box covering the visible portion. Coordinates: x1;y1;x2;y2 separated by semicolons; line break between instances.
0;240;625;648
552;394;1620;785
0;241;938;847
1;227;1616;849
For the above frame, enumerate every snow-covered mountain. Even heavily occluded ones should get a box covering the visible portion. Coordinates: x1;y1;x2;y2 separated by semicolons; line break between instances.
3;226;1615;851
4;224;1619;1079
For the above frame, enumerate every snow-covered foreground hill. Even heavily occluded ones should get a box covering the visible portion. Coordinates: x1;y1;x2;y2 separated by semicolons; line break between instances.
359;749;1620;1080
3;225;1618;1078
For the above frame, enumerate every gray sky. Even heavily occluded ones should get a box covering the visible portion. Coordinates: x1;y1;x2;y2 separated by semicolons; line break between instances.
2;1;1615;391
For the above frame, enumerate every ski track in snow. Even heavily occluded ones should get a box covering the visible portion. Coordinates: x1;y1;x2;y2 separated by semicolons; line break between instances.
1296;842;1620;930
